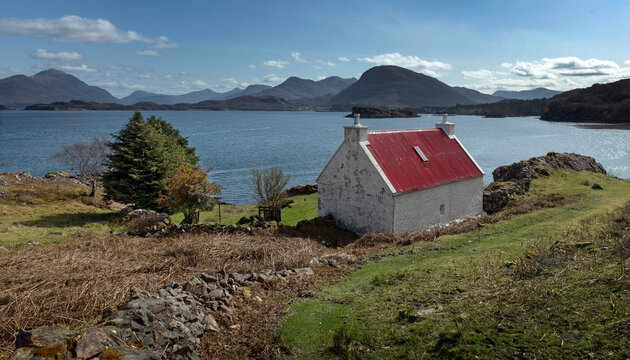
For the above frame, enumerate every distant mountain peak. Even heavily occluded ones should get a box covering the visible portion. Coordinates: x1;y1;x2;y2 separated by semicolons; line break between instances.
0;68;119;108
328;65;502;108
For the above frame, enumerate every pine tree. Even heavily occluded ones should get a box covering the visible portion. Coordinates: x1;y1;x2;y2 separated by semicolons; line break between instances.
103;112;198;210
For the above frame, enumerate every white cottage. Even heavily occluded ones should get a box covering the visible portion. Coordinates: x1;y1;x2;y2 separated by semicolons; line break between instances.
317;114;484;235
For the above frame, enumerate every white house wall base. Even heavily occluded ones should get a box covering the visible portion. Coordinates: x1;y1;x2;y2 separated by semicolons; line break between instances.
393;176;484;234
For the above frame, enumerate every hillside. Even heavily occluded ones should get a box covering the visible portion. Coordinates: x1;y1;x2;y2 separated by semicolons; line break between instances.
25;96;304;111
328;65;502;108
256;76;356;100
493;87;561;100
278;167;630;359
541;78;630;122
0;104;9;110
0;69;119;108
423;98;550;117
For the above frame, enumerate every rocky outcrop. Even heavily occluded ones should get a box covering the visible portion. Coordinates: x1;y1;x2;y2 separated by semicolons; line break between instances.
10;266;318;359
483;152;606;214
491;152;606;183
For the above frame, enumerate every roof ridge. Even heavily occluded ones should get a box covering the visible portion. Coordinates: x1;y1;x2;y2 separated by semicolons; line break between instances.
368;128;439;134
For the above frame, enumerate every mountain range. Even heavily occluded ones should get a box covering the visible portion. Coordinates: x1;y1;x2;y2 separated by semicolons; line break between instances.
492;88;561;100
0;67;561;110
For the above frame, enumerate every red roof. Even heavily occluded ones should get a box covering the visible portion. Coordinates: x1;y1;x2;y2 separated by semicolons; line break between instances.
367;129;482;193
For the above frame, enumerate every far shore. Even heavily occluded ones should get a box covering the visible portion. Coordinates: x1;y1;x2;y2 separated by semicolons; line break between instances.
573;122;630;130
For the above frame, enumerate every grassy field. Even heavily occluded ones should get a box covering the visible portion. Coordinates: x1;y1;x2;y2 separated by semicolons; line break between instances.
169;193;318;226
276;170;630;359
0;175;122;246
0;173;318;247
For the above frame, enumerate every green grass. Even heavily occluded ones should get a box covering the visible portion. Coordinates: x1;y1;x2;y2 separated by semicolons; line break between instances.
0;177;122;247
170;193;318;226
276;170;630;359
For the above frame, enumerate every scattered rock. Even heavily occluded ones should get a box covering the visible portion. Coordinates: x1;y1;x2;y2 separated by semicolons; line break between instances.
0;246;8;253
310;257;338;267
26;241;41;246
294;267;314;276
10;264;329;358
75;328;108;359
0;179;8;186
415;304;444;318
15;326;76;348
591;183;604;190
0;190;8;198
49;231;66;236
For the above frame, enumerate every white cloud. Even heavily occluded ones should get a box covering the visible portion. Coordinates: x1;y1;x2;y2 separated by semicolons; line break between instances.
248;64;256;69
31;49;83;61
511;57;619;79
262;60;289;69
358;52;451;76
58;64;96;73
338;56;350;62
291;51;306;63
317;60;336;67
213;77;249;92
136;50;160;57
0;15;176;48
262;74;284;83
461;69;494;79
500;62;513;69
150;36;178;49
191;80;208;87
460;56;630;93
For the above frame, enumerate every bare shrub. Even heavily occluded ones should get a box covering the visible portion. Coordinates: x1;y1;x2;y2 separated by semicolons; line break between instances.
52;136;109;197
250;167;290;207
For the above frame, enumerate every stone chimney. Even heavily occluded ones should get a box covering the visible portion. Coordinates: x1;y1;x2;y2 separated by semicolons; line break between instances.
344;113;368;143
435;113;455;137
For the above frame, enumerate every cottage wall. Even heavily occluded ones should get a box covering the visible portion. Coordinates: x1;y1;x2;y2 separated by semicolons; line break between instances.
317;141;394;234
393;176;484;233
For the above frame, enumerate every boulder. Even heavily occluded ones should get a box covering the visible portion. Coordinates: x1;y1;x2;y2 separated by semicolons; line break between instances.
75;328;108;359
15;326;76;348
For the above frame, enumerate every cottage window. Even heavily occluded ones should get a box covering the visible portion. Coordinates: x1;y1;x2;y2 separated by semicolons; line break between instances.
439;204;445;215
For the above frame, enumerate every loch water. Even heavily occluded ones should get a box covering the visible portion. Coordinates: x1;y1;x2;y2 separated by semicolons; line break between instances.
1;110;629;204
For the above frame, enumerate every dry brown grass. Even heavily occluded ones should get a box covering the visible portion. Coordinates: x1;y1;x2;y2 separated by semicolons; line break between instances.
0;232;334;353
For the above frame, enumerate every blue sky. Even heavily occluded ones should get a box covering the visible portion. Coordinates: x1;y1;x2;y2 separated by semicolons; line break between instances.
1;0;630;97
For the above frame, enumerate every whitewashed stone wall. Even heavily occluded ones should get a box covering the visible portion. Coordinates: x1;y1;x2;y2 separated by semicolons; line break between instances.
317;132;394;234
393;176;484;233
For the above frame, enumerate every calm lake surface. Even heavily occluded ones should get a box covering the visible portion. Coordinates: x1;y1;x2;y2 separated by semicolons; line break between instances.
1;110;629;204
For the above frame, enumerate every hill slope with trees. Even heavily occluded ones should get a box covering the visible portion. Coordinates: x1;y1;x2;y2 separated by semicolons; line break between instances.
541;78;630;122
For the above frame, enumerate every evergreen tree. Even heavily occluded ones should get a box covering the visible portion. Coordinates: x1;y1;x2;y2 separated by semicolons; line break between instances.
103;112;198;210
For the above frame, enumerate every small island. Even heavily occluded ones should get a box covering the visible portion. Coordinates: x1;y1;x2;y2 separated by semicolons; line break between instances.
0;104;10;110
345;105;418;118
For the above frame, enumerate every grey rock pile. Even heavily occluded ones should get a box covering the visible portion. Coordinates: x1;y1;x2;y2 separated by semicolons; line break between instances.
11;267;316;359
